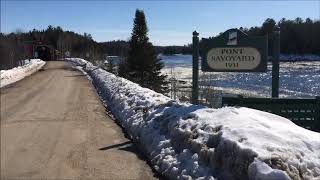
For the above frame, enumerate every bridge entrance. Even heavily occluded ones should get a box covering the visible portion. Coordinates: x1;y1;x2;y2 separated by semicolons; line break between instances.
34;45;55;61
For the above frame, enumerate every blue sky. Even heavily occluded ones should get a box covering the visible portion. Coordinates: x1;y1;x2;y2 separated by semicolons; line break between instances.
1;0;319;46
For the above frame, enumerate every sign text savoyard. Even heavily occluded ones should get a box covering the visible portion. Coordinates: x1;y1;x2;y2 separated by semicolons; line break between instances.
201;29;268;72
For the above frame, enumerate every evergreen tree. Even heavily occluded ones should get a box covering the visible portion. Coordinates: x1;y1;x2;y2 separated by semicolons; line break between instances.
119;9;168;93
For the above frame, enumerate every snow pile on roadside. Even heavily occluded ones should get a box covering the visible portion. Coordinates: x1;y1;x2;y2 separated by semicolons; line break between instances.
66;58;320;180
0;59;46;88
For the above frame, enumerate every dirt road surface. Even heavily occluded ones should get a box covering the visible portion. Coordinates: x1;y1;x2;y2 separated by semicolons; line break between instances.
1;61;158;180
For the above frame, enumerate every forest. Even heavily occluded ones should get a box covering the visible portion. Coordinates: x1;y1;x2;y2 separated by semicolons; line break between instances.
100;41;192;56
241;17;320;55
0;26;103;69
0;17;319;70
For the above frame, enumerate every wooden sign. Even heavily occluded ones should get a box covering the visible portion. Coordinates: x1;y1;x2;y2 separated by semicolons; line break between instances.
201;29;268;72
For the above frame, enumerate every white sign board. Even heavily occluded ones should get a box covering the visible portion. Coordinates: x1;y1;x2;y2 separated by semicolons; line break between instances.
206;47;261;70
227;31;237;45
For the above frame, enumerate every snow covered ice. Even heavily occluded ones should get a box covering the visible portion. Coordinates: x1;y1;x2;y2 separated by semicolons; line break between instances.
160;54;320;98
0;59;46;88
66;58;320;180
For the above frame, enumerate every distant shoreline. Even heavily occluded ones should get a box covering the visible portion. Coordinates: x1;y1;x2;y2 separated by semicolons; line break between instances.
278;54;320;62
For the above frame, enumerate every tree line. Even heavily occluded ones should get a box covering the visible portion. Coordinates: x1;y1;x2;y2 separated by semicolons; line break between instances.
100;41;192;56
239;17;320;55
0;26;104;69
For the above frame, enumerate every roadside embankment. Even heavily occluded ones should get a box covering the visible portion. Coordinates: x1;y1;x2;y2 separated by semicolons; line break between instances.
0;59;46;88
66;58;320;180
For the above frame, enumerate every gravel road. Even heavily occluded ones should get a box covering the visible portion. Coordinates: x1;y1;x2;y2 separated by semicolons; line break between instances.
1;61;158;180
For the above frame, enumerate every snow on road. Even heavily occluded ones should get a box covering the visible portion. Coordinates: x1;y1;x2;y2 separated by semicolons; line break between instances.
0;59;46;88
66;58;320;180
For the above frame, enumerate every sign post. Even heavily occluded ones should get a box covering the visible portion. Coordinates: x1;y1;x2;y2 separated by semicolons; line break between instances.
192;31;199;104
272;27;280;98
192;28;269;104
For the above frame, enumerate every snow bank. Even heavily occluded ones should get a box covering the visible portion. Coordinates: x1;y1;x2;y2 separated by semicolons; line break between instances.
66;58;320;180
0;59;46;88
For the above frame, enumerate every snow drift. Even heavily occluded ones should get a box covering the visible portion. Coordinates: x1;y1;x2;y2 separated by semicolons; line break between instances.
66;58;320;180
0;59;46;88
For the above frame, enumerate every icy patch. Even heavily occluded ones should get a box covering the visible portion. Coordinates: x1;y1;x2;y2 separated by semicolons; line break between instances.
0;59;46;88
66;58;320;180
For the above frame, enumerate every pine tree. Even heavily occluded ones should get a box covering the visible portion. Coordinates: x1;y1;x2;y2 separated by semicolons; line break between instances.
119;9;168;94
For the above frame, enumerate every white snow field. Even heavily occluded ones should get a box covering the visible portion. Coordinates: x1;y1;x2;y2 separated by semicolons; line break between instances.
0;59;46;88
66;58;320;180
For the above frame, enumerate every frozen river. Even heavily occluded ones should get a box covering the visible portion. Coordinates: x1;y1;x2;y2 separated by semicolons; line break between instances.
161;54;320;98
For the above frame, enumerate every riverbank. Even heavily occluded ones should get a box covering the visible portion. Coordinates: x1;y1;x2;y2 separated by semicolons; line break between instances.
161;54;320;98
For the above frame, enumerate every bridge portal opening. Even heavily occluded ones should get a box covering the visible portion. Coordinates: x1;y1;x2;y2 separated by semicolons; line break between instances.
34;45;54;61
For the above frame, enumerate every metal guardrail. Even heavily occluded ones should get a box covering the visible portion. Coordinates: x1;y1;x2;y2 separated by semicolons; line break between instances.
222;96;320;132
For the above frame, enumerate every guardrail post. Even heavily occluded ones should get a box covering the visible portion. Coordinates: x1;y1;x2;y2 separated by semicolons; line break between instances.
316;96;320;131
272;26;280;98
238;95;243;106
192;31;199;104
